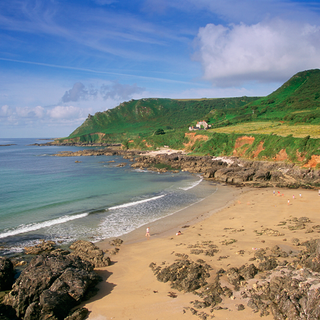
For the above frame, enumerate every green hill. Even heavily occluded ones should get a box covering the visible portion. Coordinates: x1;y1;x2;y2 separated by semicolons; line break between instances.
65;97;258;143
60;69;320;147
207;69;320;127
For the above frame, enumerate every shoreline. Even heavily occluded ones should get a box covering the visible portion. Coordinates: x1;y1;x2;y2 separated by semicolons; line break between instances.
97;182;244;249
83;186;320;320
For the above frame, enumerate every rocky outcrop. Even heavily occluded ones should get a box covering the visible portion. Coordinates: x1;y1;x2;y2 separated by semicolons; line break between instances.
69;240;111;267
150;236;320;320
132;153;320;188
24;240;58;255
2;240;112;320
3;252;101;320
245;268;320;319
49;146;320;188
53;148;141;158
0;257;14;291
150;259;211;292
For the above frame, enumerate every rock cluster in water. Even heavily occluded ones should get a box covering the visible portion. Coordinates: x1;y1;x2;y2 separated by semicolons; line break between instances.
0;240;113;320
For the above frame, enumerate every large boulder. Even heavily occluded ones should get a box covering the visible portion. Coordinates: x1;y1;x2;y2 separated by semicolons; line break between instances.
0;257;14;291
69;240;111;267
3;252;101;320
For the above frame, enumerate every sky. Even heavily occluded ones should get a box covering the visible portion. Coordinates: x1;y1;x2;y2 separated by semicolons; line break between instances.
0;0;320;138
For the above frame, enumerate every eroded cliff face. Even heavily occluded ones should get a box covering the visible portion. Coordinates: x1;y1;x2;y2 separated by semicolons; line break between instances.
183;134;320;169
184;133;209;151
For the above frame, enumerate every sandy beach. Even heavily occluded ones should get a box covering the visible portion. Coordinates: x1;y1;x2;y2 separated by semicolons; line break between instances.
83;185;320;320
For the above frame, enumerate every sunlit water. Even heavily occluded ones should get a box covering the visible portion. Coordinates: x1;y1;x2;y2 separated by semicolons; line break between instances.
0;138;215;255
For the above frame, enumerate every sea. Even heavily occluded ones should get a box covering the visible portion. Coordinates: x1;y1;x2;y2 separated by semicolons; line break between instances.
0;138;216;256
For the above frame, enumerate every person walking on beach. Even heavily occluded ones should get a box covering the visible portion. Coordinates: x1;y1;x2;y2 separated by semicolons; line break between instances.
145;227;150;239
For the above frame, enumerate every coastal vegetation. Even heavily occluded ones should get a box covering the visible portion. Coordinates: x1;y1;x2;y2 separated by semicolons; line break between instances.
56;69;320;166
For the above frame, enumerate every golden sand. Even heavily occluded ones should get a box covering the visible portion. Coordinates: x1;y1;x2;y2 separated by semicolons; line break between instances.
83;186;320;320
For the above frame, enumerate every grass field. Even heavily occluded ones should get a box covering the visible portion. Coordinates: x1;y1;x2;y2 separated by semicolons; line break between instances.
210;122;320;138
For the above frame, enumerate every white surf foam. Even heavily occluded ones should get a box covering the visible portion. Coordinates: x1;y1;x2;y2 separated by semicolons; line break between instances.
108;195;166;210
0;212;89;239
179;175;203;191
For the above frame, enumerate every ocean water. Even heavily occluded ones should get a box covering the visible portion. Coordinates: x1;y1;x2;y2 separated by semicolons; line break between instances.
0;138;215;255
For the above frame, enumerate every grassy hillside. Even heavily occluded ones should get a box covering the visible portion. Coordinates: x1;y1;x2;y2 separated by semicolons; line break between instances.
207;69;320;128
59;69;320;165
66;97;258;143
211;122;320;138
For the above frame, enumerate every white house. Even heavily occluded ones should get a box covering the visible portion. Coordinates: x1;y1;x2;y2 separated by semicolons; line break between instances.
189;120;211;131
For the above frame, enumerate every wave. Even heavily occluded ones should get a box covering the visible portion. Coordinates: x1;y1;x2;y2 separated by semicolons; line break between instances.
0;212;89;239
134;168;153;173
108;195;166;210
179;175;203;191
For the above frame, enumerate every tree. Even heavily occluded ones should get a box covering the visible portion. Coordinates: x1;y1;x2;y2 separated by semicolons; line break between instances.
154;128;165;135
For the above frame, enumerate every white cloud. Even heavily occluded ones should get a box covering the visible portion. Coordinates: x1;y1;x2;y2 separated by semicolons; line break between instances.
34;106;44;118
100;81;145;100
60;81;146;103
15;106;45;118
47;106;82;120
195;19;320;86
0;105;11;117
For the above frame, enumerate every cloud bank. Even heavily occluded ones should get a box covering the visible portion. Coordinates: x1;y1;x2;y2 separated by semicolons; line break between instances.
196;19;320;86
0;79;147;137
61;81;145;102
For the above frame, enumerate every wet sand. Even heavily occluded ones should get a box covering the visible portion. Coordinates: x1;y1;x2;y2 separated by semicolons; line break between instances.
83;186;320;320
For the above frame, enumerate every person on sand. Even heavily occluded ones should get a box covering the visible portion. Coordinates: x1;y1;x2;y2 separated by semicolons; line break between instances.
176;231;182;236
145;227;150;238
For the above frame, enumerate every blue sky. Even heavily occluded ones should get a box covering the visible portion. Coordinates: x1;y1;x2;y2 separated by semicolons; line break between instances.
0;0;320;138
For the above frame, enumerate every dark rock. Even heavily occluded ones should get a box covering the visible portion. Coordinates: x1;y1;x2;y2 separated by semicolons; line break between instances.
109;238;123;247
198;276;223;307
190;249;203;255
0;303;17;320
3;253;101;320
246;268;320;320
24;240;57;255
237;304;245;311
227;264;258;289
69;240;111;267
226;267;242;287
0;257;14;291
49;146;320;188
150;259;211;292
298;239;320;272
258;257;278;271
239;263;258;280
64;307;89;320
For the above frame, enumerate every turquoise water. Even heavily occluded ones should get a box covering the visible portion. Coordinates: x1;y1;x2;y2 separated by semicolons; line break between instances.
0;138;215;255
